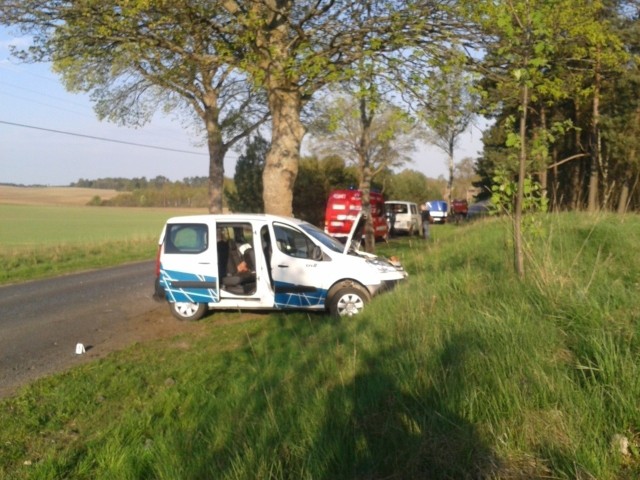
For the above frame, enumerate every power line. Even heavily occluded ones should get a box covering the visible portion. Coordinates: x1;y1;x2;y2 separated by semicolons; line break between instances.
0;119;208;156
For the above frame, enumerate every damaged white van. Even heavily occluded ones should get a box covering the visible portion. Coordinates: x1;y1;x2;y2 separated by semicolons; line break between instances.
154;213;407;321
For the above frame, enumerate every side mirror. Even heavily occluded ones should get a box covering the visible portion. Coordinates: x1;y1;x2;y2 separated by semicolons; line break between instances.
311;245;323;261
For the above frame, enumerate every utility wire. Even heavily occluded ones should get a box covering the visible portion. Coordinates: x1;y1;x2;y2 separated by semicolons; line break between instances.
0;120;208;156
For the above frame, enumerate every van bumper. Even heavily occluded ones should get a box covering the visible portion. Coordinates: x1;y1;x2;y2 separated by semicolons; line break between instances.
370;268;407;295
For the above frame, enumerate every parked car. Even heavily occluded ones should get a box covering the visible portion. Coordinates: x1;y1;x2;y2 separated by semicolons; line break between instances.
467;200;493;220
451;199;469;223
154;213;407;320
324;189;388;241
385;201;422;236
425;200;448;224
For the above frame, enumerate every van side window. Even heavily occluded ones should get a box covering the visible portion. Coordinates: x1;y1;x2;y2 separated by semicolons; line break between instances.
273;223;316;259
164;224;208;254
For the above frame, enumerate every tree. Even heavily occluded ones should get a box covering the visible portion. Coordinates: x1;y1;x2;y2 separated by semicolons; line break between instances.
225;135;268;213
471;0;570;277
418;63;478;208
308;93;417;251
385;169;443;205
453;156;481;201
472;0;635;216
220;0;458;216
1;0;268;213
291;157;327;226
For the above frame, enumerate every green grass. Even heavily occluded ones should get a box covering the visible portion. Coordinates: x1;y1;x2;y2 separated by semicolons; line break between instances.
0;205;200;284
1;212;639;479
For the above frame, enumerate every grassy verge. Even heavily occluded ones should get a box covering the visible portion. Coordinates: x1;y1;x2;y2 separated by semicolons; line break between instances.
1;213;638;479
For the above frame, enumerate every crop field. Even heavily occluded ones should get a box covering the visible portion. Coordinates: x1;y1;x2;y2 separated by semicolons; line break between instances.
0;185;120;206
0;186;204;284
0;185;203;247
0;204;199;247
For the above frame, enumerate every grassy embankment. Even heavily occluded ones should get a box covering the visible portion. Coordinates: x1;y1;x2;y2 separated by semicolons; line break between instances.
1;212;639;479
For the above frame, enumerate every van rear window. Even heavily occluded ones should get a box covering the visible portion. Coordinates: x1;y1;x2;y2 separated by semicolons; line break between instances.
164;223;208;254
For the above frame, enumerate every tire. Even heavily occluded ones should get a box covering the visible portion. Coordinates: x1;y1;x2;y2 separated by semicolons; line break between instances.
328;283;370;317
170;302;207;321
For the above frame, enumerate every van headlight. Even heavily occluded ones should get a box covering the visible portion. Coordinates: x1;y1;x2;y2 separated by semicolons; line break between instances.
366;258;401;273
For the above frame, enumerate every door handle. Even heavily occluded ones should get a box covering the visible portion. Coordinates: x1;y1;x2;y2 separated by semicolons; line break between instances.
277;264;289;268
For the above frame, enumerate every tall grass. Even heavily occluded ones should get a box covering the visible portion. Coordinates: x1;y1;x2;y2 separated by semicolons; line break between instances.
0;213;638;479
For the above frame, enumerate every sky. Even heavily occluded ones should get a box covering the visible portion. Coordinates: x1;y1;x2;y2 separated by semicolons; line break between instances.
1;28;485;187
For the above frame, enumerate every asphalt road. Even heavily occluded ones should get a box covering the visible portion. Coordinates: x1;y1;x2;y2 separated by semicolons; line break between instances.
0;261;161;397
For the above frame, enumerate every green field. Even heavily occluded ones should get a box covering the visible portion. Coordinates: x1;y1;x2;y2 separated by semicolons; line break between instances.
0;205;201;247
0;205;203;284
1;212;639;479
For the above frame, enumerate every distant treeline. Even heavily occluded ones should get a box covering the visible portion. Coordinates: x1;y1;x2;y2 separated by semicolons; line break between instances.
74;176;213;208
72;176;208;191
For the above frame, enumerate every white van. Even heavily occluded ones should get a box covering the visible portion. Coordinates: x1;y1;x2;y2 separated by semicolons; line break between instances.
385;201;422;236
154;213;407;320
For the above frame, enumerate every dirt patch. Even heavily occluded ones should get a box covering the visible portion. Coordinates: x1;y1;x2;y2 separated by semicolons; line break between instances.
0;185;120;206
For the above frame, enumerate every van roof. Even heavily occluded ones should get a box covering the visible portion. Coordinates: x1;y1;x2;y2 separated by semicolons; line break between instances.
164;213;305;225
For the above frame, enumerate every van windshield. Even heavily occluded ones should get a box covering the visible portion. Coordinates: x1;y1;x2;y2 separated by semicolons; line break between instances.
299;222;346;254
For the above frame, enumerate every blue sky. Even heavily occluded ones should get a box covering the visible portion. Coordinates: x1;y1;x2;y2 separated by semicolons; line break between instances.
1;27;483;187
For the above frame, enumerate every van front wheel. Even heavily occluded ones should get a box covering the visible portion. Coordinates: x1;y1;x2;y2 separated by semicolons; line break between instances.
170;302;207;321
328;283;370;317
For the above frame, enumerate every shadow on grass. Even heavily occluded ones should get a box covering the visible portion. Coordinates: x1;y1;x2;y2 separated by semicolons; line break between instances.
314;342;498;479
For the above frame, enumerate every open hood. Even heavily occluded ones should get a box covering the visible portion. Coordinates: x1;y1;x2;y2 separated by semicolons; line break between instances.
343;211;365;254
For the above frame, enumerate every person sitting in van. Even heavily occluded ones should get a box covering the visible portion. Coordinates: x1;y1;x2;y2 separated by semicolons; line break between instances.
217;227;230;278
222;238;256;290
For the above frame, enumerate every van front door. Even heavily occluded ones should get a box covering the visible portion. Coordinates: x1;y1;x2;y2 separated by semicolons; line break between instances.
269;222;328;310
159;222;220;304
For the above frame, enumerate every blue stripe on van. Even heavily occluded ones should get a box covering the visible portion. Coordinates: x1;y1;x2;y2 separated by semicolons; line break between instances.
273;281;327;309
160;268;219;304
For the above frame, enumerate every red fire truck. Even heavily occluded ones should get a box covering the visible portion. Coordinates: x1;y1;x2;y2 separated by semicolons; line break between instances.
324;189;389;241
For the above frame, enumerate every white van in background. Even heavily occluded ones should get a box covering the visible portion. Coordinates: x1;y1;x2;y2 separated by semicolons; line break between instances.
154;213;407;321
385;201;422;236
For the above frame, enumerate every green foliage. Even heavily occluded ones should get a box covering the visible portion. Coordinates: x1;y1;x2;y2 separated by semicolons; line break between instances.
293;158;330;226
225;135;268;213
2;214;639;478
472;0;639;212
307;93;418;180
490;168;548;216
384;169;444;204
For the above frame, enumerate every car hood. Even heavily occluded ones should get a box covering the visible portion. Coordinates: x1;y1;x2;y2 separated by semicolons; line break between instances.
342;211;366;254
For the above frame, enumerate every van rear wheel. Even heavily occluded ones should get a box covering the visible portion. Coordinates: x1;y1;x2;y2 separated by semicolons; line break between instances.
328;283;370;317
170;302;207;321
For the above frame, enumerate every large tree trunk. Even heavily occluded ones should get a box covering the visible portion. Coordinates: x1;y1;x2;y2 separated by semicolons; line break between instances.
359;167;375;253
205;108;227;213
263;87;304;216
357;96;375;253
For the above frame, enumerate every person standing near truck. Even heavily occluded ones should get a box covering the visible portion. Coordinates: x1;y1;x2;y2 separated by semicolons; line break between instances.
420;204;431;240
